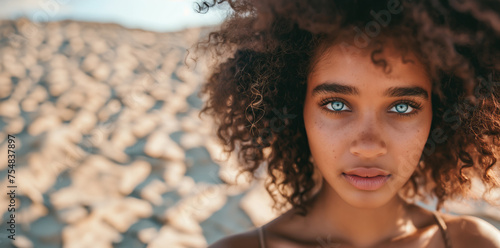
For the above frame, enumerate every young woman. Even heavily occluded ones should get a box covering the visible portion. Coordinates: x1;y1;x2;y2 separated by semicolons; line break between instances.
195;0;500;247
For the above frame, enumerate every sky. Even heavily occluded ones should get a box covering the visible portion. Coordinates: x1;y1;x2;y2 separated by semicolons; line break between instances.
0;0;229;32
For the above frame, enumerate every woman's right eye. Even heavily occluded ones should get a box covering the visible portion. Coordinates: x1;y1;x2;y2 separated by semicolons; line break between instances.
325;100;350;113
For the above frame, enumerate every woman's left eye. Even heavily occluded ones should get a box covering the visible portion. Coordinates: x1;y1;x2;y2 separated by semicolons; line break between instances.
390;103;413;114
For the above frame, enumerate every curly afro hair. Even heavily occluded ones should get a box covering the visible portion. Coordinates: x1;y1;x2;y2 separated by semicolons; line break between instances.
193;0;500;215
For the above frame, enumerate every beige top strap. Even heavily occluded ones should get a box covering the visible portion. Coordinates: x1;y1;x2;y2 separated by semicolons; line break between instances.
432;211;452;248
258;226;266;248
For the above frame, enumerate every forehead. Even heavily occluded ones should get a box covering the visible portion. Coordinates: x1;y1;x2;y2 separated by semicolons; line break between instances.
307;39;432;94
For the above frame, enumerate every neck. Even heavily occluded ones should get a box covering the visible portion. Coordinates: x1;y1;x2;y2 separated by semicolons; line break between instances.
304;182;416;247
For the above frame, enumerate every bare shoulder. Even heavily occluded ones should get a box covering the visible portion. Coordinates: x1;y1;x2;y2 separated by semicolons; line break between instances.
442;214;500;248
207;228;260;248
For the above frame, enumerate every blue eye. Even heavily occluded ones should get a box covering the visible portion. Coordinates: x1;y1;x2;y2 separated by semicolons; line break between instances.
326;101;349;112
319;98;423;117
391;103;412;114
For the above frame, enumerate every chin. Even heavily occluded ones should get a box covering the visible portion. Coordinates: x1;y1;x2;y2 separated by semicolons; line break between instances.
336;186;399;209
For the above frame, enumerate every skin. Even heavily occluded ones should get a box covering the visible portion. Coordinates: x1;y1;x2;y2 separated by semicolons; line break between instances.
293;38;433;247
209;39;500;248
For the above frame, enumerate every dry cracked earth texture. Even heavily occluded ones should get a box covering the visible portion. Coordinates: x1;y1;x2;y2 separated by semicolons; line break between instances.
0;18;498;248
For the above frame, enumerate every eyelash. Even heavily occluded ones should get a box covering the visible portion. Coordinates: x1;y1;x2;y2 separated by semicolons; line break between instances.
318;97;423;117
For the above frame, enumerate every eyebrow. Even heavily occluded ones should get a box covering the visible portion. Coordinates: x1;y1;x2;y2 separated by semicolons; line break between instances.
311;81;429;100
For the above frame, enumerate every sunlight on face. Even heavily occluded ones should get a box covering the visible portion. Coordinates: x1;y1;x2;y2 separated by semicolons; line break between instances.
303;39;433;208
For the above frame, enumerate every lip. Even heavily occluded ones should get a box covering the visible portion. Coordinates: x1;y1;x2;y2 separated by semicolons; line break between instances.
344;167;390;177
342;167;391;191
342;173;391;191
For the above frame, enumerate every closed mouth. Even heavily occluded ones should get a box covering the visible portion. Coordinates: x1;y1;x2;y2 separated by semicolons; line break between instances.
342;173;391;178
343;167;391;177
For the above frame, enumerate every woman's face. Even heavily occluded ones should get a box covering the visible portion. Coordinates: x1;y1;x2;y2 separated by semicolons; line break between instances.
303;40;433;208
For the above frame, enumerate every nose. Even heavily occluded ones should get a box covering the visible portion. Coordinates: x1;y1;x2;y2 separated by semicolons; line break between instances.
349;115;387;159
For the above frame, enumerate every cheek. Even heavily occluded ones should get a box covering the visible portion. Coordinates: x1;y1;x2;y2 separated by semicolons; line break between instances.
305;117;327;156
304;107;335;160
392;122;431;177
304;112;347;172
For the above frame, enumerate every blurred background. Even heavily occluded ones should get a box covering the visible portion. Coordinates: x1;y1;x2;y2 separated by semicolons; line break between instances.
0;0;498;247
